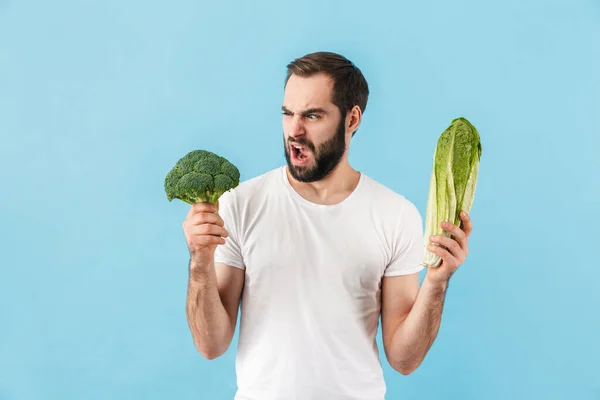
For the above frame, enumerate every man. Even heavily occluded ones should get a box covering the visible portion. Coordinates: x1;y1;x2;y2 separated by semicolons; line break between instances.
182;52;472;400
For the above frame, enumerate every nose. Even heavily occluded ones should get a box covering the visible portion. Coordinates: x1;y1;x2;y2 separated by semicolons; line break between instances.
288;115;305;140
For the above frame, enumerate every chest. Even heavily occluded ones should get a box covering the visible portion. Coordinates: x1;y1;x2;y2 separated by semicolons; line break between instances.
239;205;393;300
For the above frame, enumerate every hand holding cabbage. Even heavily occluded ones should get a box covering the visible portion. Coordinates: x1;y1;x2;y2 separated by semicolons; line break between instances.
422;117;482;279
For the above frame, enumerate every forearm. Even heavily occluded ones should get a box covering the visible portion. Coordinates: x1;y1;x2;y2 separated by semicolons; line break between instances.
388;275;449;373
186;258;233;359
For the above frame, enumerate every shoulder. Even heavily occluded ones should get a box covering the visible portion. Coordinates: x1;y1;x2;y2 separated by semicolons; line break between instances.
360;174;422;223
218;166;283;207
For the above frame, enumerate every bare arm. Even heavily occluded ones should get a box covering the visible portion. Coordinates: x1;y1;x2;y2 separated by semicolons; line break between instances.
186;260;245;360
182;201;245;360
382;211;473;375
381;273;448;375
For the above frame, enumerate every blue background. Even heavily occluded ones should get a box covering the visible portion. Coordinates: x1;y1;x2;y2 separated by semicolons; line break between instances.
1;0;599;399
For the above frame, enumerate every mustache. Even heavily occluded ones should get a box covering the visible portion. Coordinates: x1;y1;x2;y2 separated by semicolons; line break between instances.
287;138;315;152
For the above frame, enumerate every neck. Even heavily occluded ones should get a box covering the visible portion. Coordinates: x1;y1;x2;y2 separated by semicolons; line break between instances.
286;158;361;205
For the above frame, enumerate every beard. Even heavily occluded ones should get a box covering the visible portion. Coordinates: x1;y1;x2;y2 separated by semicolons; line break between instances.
283;117;347;183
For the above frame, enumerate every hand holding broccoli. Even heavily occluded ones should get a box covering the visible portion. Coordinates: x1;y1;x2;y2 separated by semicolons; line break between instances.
182;202;229;264
165;149;240;266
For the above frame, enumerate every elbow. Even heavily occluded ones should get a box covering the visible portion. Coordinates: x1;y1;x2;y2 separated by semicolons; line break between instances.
197;346;225;360
189;330;233;361
389;358;421;376
201;351;221;361
194;341;227;361
396;365;417;376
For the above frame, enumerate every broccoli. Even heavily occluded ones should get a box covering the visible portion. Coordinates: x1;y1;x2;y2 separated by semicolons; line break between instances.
164;149;240;205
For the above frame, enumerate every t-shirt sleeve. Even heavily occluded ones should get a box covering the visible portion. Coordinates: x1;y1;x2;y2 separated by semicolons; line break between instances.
383;199;426;277
213;189;245;270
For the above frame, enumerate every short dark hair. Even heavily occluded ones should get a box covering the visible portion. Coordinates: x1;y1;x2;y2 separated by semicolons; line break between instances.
285;52;369;136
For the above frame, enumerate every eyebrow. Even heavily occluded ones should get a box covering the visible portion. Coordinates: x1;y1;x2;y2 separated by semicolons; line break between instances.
282;106;328;116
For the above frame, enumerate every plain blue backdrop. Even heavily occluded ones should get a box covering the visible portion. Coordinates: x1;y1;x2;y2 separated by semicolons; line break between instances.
1;0;599;399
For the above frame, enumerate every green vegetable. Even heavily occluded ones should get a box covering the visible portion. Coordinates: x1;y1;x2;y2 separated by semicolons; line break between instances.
422;117;482;268
164;149;240;205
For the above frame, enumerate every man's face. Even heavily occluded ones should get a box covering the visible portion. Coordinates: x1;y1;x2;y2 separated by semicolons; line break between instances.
282;73;347;182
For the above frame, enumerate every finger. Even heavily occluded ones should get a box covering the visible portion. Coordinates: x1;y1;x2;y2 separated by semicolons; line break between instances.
187;202;218;218
187;211;225;227
427;243;458;268
460;211;473;237
441;221;467;247
429;235;464;259
190;235;226;248
188;223;229;238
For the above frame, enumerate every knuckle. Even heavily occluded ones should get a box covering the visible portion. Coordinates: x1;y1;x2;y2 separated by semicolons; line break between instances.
198;224;212;235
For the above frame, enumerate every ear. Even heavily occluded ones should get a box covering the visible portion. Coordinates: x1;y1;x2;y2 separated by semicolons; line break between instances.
346;105;362;136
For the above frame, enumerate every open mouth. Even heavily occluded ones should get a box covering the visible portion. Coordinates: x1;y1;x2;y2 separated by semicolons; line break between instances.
290;143;310;163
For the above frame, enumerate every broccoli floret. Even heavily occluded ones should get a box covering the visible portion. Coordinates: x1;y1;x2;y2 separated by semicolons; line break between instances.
165;149;240;205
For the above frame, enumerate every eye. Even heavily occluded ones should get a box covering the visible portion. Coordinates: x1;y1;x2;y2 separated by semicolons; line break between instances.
307;114;319;120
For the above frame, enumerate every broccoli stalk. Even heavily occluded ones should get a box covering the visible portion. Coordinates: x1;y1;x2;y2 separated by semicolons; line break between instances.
164;150;240;206
191;189;223;205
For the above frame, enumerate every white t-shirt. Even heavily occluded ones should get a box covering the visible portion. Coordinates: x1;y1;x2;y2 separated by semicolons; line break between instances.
214;165;425;400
